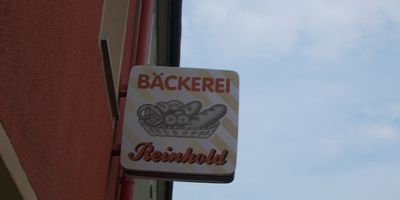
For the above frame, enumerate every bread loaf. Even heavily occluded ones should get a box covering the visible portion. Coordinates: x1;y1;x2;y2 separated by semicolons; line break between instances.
187;104;227;128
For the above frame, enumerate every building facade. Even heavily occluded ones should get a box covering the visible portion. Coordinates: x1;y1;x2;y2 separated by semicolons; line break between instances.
0;0;182;199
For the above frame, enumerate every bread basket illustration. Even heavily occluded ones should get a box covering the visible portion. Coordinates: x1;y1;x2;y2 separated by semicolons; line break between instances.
137;100;227;139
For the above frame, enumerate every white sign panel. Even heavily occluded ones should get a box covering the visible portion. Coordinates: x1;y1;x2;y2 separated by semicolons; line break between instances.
121;65;239;183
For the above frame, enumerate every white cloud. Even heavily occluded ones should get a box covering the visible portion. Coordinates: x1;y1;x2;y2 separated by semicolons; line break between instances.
362;122;399;140
320;139;342;157
183;0;400;61
357;104;400;140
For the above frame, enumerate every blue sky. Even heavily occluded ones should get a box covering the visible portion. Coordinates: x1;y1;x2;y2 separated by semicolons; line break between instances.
174;0;400;199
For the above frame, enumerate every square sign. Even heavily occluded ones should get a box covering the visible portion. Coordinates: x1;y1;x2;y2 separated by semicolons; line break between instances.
121;65;239;183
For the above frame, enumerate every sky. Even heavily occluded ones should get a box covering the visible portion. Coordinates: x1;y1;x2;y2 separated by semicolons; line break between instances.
173;0;400;199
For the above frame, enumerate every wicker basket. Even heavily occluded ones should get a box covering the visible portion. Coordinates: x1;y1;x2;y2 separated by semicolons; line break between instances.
139;123;218;139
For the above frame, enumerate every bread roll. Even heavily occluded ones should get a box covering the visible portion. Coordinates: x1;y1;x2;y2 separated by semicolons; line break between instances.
168;100;184;112
178;101;202;116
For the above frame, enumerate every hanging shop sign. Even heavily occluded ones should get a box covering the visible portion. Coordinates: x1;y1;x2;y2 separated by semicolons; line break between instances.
121;65;239;183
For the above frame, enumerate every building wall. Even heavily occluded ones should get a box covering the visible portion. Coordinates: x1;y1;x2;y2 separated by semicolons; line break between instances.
0;1;181;199
0;0;115;199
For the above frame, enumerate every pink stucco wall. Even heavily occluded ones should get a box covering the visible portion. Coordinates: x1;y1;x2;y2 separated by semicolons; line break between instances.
0;1;117;199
